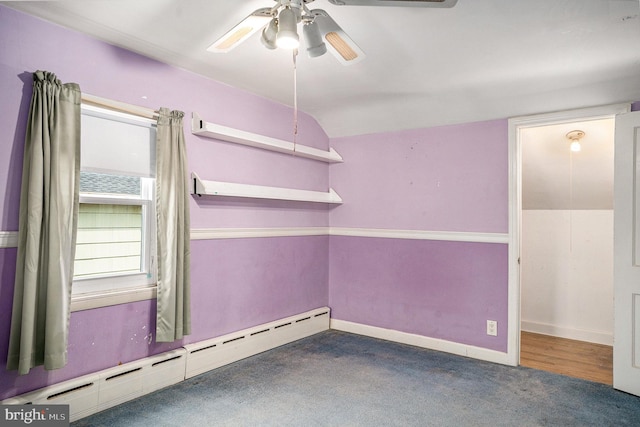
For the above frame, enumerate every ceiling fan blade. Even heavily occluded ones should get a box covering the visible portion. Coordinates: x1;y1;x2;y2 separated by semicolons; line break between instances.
311;10;365;66
207;8;273;53
328;0;457;7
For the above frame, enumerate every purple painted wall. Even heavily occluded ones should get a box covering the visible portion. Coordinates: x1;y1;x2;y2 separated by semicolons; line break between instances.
329;237;508;352
329;120;509;233
0;6;329;399
328;120;510;351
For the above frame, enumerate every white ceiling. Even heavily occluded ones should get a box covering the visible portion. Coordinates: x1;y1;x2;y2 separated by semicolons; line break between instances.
4;0;640;137
521;118;614;210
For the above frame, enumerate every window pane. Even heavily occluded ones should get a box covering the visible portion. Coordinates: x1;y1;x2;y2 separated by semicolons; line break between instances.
74;105;156;296
74;203;143;279
81;110;156;177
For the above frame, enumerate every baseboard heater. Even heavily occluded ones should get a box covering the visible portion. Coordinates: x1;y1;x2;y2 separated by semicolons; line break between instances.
183;307;330;379
1;348;187;422
1;307;330;422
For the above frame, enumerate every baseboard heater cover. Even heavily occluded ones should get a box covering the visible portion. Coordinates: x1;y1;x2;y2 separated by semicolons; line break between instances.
2;307;330;421
1;348;187;422
183;307;330;379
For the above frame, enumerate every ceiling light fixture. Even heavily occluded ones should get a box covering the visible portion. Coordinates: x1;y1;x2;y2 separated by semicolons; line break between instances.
260;18;279;49
207;0;457;154
303;20;326;57
208;0;365;64
276;6;300;49
209;1;458;62
566;130;585;152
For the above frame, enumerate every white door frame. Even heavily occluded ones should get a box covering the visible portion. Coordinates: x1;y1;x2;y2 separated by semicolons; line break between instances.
506;103;630;366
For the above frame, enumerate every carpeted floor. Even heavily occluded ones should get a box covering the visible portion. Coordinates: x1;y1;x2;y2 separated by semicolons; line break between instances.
71;330;640;426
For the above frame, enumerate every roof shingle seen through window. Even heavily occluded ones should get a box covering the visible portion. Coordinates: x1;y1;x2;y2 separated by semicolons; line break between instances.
80;171;141;196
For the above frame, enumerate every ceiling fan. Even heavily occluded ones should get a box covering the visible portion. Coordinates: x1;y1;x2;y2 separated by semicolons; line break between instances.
208;0;458;65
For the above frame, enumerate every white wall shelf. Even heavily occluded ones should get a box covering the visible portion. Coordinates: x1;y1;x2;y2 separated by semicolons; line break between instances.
191;112;343;163
191;173;343;204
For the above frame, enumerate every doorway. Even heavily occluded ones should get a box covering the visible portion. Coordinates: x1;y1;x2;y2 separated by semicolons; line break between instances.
505;104;631;375
519;118;615;347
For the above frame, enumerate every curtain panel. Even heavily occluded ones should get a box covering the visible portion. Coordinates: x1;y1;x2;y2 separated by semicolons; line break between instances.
155;108;191;342
7;71;81;375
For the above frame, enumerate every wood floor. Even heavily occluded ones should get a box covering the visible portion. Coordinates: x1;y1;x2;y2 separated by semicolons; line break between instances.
520;331;613;385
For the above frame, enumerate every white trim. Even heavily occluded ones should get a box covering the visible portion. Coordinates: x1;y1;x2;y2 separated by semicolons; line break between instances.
190;227;508;243
508;103;631;129
1;228;509;245
329;227;509;244
0;231;18;248
330;319;511;366
190;227;330;240
82;93;158;120
71;287;156;312
1;232;156;311
521;320;613;346
507;103;631;367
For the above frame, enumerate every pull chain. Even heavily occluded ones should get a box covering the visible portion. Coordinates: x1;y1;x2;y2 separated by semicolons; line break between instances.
569;149;574;252
292;48;298;153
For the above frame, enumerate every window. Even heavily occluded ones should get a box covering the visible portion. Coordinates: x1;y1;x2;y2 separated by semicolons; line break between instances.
73;105;156;296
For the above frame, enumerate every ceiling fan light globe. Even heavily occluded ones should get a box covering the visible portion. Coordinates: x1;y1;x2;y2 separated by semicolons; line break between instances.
261;18;278;49
303;21;327;57
307;43;327;57
276;31;300;49
261;33;278;50
276;7;299;49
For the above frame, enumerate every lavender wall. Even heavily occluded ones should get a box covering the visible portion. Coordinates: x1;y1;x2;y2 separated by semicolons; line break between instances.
328;120;510;351
329;237;508;351
0;6;329;399
329;120;508;233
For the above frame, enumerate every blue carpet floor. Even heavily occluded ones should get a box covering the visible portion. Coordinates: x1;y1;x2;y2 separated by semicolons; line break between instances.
72;330;640;426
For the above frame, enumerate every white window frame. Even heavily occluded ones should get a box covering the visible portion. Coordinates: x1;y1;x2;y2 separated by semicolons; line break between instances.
72;104;157;309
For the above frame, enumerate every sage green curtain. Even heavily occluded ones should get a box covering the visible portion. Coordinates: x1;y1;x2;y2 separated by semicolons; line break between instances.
7;71;81;375
155;108;191;342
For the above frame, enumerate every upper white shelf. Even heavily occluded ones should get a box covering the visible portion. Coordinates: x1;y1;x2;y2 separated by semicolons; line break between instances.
191;113;343;163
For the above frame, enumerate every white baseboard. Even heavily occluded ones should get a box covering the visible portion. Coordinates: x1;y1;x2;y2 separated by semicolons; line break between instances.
521;320;613;346
330;319;512;366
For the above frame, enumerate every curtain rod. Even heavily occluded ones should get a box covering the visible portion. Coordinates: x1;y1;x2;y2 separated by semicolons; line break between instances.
81;93;159;120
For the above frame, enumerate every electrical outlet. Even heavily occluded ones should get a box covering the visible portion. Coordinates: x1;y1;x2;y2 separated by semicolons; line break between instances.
486;320;498;336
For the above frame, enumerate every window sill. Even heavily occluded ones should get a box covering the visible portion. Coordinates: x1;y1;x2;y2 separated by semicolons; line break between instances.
71;286;156;312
